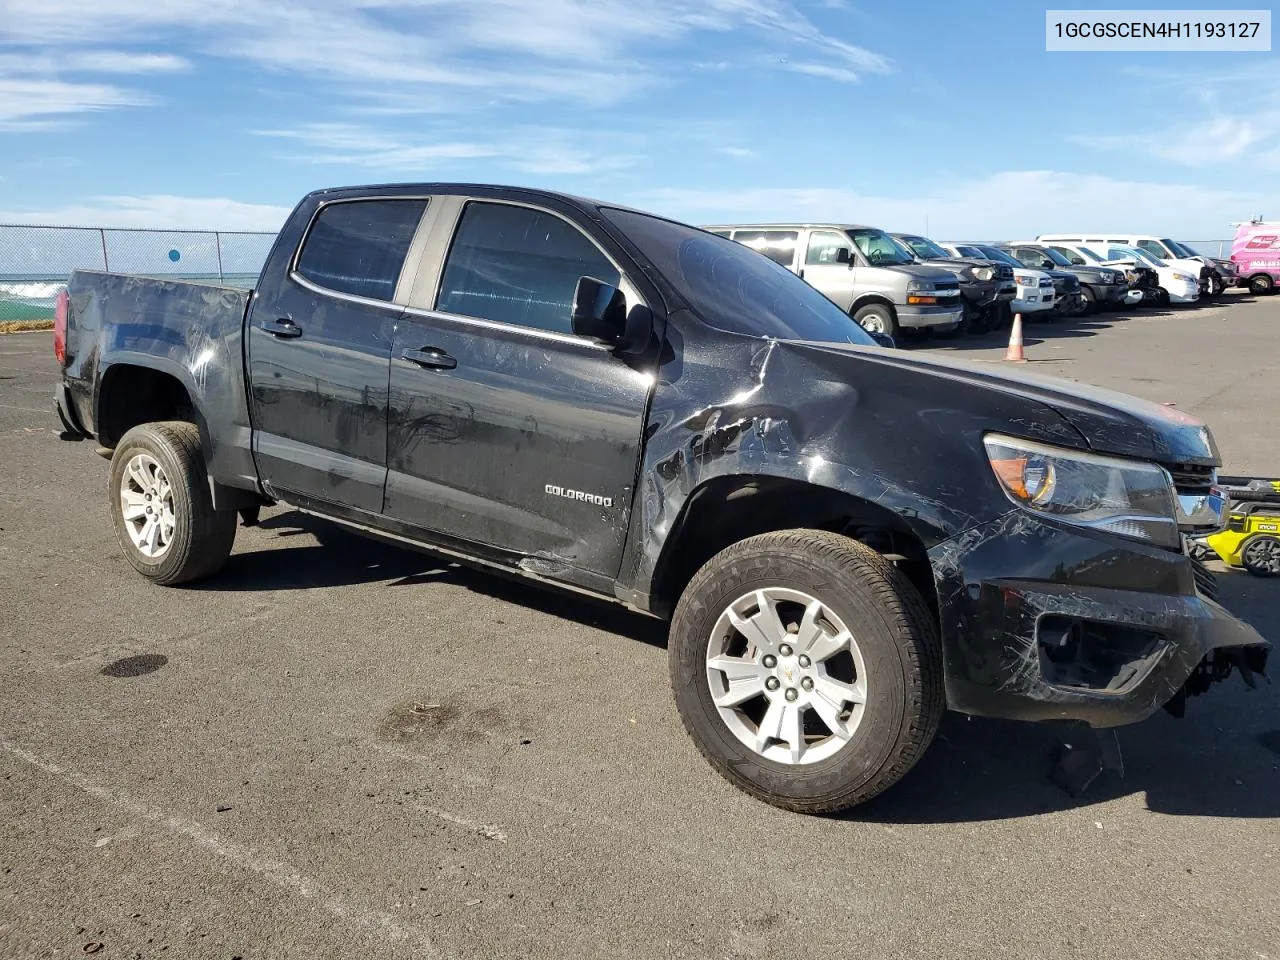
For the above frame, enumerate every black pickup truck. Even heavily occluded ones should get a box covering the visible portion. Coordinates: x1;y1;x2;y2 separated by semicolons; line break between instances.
53;183;1268;814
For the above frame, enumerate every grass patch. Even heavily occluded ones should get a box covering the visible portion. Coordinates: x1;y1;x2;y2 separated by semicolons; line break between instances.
0;319;54;334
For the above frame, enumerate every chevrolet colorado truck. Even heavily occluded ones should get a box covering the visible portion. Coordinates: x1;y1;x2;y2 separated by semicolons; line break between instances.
53;183;1268;814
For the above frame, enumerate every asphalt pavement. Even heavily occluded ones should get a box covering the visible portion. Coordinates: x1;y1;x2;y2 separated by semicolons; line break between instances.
1;290;1277;960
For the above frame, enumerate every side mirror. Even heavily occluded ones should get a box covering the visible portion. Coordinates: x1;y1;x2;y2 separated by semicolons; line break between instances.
835;247;851;265
571;276;651;352
869;331;897;349
1040;259;1055;270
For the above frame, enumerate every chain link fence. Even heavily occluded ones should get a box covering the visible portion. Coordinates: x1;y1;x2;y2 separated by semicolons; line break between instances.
0;224;278;323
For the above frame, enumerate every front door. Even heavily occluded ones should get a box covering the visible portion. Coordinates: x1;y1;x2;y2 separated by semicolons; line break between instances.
383;197;652;578
798;229;858;311
247;197;429;513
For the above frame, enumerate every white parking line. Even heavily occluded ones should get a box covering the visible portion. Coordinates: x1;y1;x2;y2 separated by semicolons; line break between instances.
0;737;445;959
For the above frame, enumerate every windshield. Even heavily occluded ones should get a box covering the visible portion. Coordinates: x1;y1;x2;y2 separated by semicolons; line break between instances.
1039;247;1074;267
848;228;914;266
600;207;875;346
1073;247;1104;263
900;235;949;259
1117;245;1162;266
1168;239;1199;258
975;245;1022;268
889;236;919;261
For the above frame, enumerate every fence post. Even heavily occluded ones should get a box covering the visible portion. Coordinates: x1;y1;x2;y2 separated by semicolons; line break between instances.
99;229;109;271
215;231;225;283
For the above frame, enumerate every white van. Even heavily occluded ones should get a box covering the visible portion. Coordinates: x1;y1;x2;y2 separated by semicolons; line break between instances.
1035;233;1211;295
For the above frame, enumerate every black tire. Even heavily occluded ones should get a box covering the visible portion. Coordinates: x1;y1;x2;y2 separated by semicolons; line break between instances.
1080;285;1097;314
1241;535;1280;578
668;530;944;815
1207;273;1224;297
1249;274;1274;296
108;421;237;585
852;303;899;338
1156;287;1171;307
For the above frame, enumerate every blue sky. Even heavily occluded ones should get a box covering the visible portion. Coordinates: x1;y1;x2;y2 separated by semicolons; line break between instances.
0;0;1274;242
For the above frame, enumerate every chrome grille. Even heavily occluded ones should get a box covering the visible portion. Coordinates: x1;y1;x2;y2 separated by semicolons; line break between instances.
1165;463;1215;496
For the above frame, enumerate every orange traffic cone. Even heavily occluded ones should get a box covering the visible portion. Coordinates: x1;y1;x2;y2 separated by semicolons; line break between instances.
1004;312;1026;363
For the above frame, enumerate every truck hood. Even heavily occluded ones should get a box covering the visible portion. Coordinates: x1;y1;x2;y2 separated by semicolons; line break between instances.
887;262;959;283
793;341;1220;466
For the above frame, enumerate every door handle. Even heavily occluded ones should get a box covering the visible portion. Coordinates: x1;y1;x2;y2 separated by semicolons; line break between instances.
401;347;457;370
263;318;302;338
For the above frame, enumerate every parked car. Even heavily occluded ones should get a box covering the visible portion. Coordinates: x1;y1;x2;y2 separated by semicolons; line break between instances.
1036;233;1219;297
1167;239;1238;293
1229;219;1280;295
940;242;1058;320
1000;242;1129;314
52;182;1268;815
1081;243;1198;306
1042;243;1161;308
889;232;1016;334
703;222;963;338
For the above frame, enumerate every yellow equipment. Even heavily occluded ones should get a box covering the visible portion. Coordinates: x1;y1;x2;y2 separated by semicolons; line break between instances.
1197;477;1280;578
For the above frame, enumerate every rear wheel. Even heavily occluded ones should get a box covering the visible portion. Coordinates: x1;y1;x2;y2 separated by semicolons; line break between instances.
109;421;237;585
852;303;899;338
668;530;944;814
1249;274;1274;296
1241;535;1280;577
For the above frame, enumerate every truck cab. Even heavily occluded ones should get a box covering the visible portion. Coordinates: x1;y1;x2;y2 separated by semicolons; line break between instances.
702;222;963;338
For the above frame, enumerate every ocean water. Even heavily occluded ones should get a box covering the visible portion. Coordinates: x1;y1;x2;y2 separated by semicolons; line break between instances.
0;273;260;321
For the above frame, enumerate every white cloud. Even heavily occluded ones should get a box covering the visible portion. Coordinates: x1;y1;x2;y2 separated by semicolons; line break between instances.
0;195;291;231
786;62;863;84
1075;117;1268;167
0;79;154;131
719;146;756;158
256;122;644;176
1075;61;1280;168
0;0;891;119
630;170;1261;242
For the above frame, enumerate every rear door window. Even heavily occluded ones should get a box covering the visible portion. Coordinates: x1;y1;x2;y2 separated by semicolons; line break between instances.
295;199;428;302
436;201;620;335
731;230;800;269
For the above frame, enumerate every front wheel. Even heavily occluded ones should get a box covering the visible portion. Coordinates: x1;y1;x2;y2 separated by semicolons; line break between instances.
1249;274;1275;296
668;530;944;814
1079;286;1097;315
109;421;238;585
852;303;899;338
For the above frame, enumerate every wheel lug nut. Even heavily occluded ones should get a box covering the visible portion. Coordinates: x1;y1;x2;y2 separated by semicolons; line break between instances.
786;623;799;634
784;688;799;702
762;654;777;669
798;655;811;668
765;677;780;691
779;644;793;658
801;677;814;691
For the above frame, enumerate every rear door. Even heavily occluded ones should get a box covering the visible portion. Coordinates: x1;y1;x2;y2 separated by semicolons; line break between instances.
247;196;429;513
382;196;653;578
729;229;801;275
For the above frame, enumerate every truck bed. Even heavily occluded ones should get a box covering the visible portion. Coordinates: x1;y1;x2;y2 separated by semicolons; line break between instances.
58;269;260;493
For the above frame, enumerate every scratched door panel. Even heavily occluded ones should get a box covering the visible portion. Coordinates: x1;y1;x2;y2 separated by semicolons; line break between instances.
385;311;651;576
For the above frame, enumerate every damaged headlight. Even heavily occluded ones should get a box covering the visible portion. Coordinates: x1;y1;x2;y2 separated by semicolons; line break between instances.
983;433;1180;548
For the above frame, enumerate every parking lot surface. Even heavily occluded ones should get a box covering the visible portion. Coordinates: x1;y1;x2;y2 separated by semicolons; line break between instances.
1;291;1278;960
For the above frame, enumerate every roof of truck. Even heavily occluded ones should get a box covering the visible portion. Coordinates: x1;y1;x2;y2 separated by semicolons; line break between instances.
299;182;653;218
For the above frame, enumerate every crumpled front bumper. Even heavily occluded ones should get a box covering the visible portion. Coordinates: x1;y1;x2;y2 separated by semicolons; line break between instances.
929;511;1270;728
